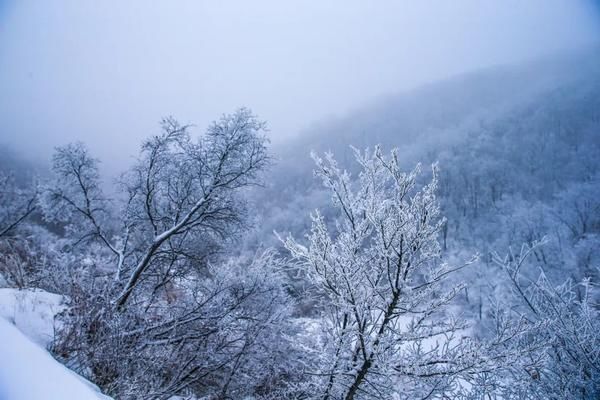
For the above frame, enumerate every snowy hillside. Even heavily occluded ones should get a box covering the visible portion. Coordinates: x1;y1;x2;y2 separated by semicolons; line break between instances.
0;289;113;400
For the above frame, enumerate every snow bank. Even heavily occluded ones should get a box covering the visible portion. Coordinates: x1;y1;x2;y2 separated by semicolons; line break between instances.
0;288;113;400
0;288;65;348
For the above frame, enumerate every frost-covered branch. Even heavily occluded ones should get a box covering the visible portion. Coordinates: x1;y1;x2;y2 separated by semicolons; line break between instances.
282;146;475;399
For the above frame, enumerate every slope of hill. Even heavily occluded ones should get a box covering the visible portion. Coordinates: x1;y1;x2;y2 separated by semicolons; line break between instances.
0;288;113;400
246;46;600;302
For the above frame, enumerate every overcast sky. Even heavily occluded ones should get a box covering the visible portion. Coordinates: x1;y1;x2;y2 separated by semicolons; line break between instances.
1;0;599;170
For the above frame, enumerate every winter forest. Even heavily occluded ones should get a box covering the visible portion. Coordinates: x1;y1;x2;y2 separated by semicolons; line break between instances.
1;2;600;400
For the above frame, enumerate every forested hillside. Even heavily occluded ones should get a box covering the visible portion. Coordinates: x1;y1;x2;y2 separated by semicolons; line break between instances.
249;48;600;292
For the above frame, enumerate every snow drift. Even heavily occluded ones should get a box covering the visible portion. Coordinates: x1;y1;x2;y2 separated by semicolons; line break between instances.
0;288;113;400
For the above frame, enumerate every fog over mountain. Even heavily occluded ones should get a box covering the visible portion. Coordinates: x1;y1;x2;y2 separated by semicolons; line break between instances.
248;45;600;286
234;45;597;291
1;2;600;400
1;0;599;172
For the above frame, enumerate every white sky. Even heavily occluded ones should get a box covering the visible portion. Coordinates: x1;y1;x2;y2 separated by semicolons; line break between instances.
0;0;599;170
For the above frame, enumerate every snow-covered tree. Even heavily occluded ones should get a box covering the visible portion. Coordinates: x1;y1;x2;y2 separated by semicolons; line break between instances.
488;241;600;399
38;109;271;308
38;142;124;276
282;147;478;399
115;108;270;307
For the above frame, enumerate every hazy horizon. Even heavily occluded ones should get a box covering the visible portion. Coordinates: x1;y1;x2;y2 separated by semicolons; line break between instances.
1;1;599;171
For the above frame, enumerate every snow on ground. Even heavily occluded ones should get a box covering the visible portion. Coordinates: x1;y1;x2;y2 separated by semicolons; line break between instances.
0;288;113;400
0;288;65;348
